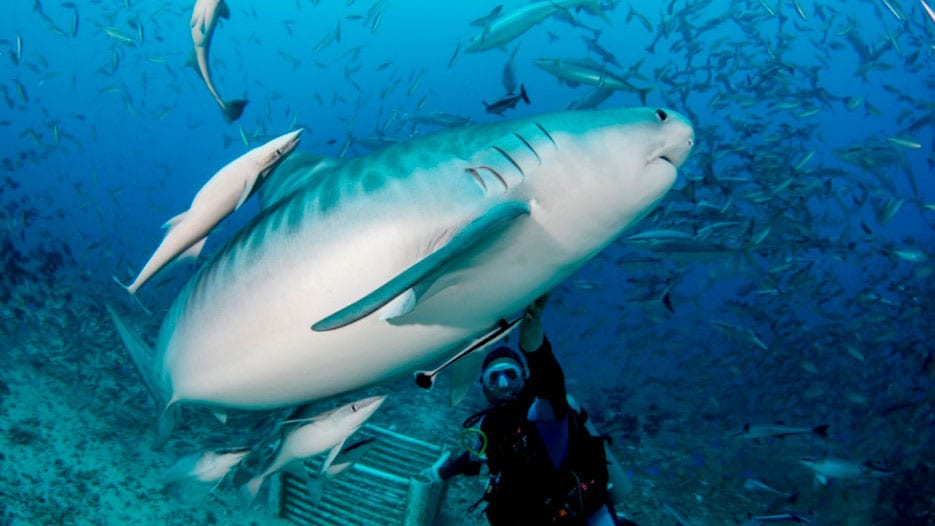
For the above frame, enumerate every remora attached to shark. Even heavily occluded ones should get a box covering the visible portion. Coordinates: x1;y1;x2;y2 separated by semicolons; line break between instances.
116;129;302;295
108;105;694;447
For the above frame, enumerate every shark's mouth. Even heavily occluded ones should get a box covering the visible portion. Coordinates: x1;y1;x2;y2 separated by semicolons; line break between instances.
648;142;678;169
650;151;677;170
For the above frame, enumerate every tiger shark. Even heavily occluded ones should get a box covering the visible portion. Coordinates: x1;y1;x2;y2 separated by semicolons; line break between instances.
108;105;694;448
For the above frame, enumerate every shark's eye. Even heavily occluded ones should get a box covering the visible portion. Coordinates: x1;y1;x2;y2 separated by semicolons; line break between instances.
351;404;359;411
655;109;668;122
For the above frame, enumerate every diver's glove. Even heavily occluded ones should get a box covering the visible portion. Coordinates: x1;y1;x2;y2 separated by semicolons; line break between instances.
418;450;451;484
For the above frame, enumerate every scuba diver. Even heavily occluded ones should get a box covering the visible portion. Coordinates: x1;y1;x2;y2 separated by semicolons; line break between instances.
422;295;635;526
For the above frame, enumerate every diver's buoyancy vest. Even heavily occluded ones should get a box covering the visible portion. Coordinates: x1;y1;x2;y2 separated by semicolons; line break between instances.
466;404;611;525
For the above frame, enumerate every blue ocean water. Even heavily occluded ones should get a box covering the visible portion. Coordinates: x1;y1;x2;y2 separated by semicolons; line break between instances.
1;1;932;525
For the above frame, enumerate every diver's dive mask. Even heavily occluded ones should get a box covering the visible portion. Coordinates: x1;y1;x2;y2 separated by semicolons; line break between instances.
481;352;527;403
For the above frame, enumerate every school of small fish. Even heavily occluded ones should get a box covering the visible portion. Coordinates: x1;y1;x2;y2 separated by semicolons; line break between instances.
0;0;932;524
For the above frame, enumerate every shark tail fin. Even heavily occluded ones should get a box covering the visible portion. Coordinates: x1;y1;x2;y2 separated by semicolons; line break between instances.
519;84;530;105
105;303;176;449
222;99;248;124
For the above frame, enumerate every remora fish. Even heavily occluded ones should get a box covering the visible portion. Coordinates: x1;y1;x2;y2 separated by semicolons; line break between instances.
465;0;603;53
108;106;693;447
798;457;892;485
748;512;812;524
189;0;247;123
163;448;249;488
116;129;302;295
243;395;386;499
743;478;798;502
484;84;530;115
501;46;520;94
737;423;829;440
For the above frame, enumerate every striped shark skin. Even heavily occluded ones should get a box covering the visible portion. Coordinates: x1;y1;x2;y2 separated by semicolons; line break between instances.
108;106;694;447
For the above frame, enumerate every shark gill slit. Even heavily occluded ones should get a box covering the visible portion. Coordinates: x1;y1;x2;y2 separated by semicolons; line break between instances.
492;146;524;178
465;167;488;193
478;166;508;191
512;132;540;164
534;122;556;148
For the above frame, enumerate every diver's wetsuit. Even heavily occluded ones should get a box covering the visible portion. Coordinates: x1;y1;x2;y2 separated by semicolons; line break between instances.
440;338;617;526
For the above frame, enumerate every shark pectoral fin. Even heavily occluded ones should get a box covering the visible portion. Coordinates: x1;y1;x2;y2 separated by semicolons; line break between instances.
320;440;346;475
218;0;231;19
377;287;417;321
312;201;531;332
450;348;487;406
180;237;207;261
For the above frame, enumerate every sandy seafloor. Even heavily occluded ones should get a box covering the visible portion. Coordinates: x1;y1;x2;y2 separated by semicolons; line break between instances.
0;283;918;526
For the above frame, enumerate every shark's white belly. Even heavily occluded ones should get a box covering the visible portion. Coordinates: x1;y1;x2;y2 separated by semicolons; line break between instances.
163;198;574;409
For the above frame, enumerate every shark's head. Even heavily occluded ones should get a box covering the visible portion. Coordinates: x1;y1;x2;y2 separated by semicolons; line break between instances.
529;106;694;245
645;108;694;168
596;106;692;220
581;106;694;182
253;128;304;177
